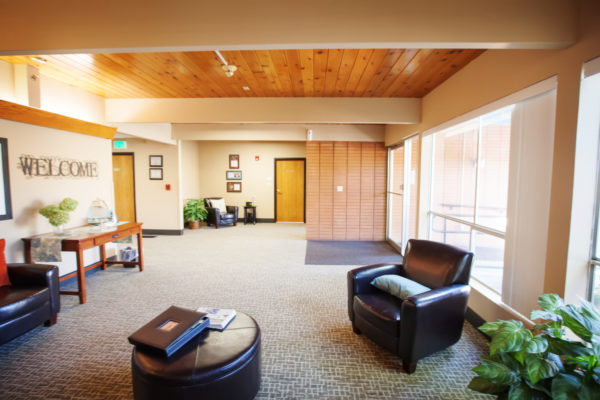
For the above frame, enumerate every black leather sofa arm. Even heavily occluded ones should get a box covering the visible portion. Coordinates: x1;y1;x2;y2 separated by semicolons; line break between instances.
206;207;220;217
347;263;403;320
349;263;404;293
406;284;470;307
7;263;60;315
400;284;470;362
226;205;238;214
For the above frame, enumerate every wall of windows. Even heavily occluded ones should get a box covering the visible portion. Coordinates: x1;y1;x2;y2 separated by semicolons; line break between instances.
428;107;512;293
387;135;419;253
569;57;600;307
419;78;558;317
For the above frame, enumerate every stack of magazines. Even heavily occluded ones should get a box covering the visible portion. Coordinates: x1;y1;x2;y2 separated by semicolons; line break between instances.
196;307;236;330
128;306;209;357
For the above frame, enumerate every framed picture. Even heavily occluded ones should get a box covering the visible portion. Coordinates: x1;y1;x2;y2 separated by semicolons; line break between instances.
226;170;242;180
149;168;163;180
149;155;163;167
0;138;12;221
227;182;242;192
229;154;239;169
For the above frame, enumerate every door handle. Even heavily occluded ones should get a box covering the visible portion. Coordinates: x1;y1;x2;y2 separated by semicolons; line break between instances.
276;189;282;194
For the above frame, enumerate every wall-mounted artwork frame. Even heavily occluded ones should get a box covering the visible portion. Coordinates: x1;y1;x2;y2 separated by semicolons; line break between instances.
149;168;163;180
0;138;12;220
149;155;163;167
226;170;242;180
229;154;239;169
227;182;242;192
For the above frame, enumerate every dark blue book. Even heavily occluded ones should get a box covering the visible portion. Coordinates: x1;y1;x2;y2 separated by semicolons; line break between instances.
128;306;209;357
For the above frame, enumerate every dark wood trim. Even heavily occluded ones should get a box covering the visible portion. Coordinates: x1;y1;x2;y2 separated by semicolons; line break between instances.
0;137;12;221
256;218;276;223
274;158;306;223
0;99;116;139
465;307;489;339
112;152;137;222
142;229;184;236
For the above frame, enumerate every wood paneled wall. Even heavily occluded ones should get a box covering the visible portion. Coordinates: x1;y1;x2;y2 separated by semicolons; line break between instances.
307;141;387;241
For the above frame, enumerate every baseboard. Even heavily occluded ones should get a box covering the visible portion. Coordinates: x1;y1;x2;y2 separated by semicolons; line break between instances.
142;229;184;236
465;307;489;338
256;218;275;223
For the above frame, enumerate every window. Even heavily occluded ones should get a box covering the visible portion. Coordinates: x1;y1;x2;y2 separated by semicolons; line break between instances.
429;107;512;293
387;135;419;253
591;179;600;307
420;78;557;315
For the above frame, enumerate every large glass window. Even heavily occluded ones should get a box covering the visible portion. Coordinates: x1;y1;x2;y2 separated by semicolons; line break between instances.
429;106;513;293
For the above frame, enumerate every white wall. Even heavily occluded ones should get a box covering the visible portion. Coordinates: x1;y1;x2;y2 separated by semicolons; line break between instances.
106;98;420;124
193;141;307;219
0;119;113;273
181;141;202;200
0;60;15;102
113;139;183;231
173;124;385;142
40;75;106;123
116;123;176;145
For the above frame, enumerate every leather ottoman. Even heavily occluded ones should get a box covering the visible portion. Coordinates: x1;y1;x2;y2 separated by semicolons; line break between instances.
132;312;261;400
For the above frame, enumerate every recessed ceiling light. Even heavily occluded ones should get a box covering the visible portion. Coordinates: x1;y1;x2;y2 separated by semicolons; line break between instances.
242;86;250;91
30;56;47;64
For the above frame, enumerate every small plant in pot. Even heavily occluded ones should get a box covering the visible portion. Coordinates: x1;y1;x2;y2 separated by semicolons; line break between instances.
468;293;600;399
183;199;207;229
39;197;79;234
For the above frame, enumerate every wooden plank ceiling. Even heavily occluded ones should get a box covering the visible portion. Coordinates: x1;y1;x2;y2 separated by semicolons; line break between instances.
0;49;483;98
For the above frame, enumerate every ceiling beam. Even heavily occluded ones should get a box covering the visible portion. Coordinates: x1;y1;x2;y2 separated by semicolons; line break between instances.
105;98;421;124
0;0;577;55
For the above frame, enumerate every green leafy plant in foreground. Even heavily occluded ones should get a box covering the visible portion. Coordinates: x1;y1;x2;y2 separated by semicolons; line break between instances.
469;294;600;399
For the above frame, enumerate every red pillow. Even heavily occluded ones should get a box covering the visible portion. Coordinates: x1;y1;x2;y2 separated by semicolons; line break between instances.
0;239;11;287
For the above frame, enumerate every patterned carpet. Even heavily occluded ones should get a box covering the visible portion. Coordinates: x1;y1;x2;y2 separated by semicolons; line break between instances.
0;224;490;399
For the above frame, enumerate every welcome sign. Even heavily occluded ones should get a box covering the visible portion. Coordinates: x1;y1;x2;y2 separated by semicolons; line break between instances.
18;154;99;178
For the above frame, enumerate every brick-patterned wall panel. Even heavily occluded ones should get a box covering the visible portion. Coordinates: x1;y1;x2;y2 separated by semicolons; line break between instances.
333;142;348;240
306;141;387;241
306;142;320;240
318;142;334;240
359;143;375;240
346;142;362;240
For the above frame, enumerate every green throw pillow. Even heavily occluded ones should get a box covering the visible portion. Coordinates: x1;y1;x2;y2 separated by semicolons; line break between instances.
371;275;430;300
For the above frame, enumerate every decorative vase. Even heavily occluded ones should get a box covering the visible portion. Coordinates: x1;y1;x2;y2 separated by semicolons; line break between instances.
53;224;64;234
188;220;200;229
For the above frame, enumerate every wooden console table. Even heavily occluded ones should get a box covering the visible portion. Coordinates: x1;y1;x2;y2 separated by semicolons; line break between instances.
22;222;144;304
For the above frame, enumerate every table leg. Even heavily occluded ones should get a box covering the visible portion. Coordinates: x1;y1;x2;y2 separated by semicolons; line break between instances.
137;231;144;272
100;244;106;270
24;240;33;263
76;247;86;304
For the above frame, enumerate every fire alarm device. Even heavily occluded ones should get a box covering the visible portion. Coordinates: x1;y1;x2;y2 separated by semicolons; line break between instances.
165;184;171;191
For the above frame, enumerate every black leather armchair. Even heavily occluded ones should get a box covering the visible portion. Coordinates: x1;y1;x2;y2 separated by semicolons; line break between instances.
0;263;60;345
347;239;473;373
204;198;238;229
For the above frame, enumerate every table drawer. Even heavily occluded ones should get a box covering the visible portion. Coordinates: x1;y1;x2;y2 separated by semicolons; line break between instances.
94;229;133;246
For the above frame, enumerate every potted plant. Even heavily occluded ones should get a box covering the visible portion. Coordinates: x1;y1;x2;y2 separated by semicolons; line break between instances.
183;199;207;229
468;293;600;399
39;197;79;234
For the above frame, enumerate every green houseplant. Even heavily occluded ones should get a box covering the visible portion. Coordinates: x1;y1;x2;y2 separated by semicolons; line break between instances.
39;197;79;233
468;294;600;399
183;199;207;229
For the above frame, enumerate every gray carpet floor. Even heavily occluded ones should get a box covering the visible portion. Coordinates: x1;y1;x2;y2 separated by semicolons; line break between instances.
0;223;489;399
305;240;403;265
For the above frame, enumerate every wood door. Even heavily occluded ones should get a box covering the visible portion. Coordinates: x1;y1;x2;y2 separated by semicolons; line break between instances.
112;154;136;222
276;159;305;222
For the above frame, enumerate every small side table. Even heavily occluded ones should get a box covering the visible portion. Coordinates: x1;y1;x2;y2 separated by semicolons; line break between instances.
244;206;257;225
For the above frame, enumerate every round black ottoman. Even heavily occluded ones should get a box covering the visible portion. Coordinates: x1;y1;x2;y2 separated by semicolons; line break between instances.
132;312;261;400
